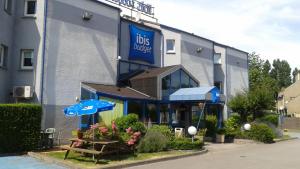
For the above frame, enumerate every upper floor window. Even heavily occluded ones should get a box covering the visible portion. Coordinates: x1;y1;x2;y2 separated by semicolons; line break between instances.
21;49;34;70
166;39;175;54
0;45;8;68
4;0;12;15
24;0;36;17
214;53;221;64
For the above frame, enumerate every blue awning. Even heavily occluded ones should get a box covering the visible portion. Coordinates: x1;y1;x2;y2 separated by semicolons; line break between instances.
169;86;222;103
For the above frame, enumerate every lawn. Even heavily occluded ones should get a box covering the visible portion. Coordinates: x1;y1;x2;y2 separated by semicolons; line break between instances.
44;150;200;168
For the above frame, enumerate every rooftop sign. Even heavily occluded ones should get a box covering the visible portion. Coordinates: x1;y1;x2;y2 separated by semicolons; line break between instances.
105;0;155;16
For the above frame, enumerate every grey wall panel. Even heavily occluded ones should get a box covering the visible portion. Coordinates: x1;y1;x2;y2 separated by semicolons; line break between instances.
43;0;119;106
226;48;249;99
0;0;15;102
119;20;162;67
161;28;181;66
42;104;79;142
181;34;214;86
9;0;45;103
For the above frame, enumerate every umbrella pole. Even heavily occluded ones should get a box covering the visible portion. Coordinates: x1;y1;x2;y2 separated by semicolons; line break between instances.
93;114;95;160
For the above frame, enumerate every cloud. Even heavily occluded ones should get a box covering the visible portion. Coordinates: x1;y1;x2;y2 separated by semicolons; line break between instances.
145;0;300;69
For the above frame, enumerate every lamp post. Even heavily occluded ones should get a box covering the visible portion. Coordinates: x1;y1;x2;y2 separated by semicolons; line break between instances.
188;126;197;143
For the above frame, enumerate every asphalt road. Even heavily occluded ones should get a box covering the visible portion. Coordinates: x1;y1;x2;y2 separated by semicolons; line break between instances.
126;139;300;169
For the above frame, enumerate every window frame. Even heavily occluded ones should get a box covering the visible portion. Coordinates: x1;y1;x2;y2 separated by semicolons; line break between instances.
214;53;222;64
214;81;223;94
24;0;37;17
20;49;34;70
4;0;12;15
0;45;4;67
166;39;176;54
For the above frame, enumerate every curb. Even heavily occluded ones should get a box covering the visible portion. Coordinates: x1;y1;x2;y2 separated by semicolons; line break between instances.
274;137;298;143
28;149;208;169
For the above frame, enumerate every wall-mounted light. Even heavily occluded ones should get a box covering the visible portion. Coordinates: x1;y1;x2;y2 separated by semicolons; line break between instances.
117;56;122;60
196;47;202;53
82;11;93;20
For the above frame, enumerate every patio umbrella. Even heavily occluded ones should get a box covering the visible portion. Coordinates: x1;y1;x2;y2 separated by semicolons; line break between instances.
64;99;115;117
64;99;115;159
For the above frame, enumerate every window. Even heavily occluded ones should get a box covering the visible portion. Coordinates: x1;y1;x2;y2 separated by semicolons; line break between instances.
21;49;34;70
24;0;36;17
166;39;175;53
214;82;223;94
214;53;222;64
0;45;8;68
4;0;12;14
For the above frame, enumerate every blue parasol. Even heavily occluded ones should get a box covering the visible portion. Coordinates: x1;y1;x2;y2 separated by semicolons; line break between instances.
64;99;115;117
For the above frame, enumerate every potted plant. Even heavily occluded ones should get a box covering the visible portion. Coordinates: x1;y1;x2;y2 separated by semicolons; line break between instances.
195;128;207;143
215;128;225;143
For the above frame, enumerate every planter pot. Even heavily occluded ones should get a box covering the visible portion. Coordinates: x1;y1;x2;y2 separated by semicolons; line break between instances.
204;136;213;142
225;135;235;143
215;134;225;143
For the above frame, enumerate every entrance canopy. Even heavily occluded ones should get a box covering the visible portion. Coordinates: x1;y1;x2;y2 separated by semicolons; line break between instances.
169;86;224;103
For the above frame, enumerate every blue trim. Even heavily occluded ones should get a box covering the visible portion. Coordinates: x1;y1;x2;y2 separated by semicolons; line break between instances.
142;101;146;121
168;104;172;126
124;100;128;116
156;103;160;124
40;0;48;104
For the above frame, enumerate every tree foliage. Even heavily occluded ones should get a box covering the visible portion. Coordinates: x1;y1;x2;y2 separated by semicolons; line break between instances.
292;68;300;83
270;59;292;90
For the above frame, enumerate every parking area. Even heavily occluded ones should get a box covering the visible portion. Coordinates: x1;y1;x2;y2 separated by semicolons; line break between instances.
0;155;66;169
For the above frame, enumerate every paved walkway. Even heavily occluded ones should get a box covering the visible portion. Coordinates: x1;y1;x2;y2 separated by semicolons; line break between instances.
126;139;300;169
0;156;66;169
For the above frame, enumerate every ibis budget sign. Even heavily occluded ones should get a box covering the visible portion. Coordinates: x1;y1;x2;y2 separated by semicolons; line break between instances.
129;25;154;64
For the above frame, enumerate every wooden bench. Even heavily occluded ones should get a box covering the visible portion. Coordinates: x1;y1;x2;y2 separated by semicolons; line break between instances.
61;145;105;163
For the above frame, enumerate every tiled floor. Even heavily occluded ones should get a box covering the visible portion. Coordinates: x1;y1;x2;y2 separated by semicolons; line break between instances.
0;156;66;169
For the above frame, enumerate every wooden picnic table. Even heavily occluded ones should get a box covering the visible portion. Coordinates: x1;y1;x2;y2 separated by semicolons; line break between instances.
61;138;119;164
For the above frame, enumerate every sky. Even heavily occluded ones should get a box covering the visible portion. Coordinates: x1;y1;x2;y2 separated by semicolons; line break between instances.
135;0;300;70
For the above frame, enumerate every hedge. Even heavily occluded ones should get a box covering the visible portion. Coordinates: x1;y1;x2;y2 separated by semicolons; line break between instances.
0;104;42;153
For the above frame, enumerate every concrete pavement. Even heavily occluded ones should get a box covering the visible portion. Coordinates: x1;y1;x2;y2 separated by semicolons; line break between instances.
126;139;300;169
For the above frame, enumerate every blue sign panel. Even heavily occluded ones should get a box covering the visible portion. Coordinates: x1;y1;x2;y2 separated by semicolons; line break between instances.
129;25;155;64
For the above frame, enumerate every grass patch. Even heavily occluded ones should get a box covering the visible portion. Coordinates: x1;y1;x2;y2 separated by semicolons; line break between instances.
44;150;199;167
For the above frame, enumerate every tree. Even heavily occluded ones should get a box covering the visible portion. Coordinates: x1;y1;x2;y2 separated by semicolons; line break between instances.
270;59;292;90
292;68;299;83
248;52;278;99
228;92;249;122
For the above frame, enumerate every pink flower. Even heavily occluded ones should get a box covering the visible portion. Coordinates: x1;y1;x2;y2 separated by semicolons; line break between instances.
126;127;132;134
90;123;99;130
99;127;108;134
127;139;135;145
112;121;117;132
133;131;141;137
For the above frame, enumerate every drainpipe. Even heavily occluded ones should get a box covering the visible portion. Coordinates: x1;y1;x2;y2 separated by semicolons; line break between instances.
40;0;48;105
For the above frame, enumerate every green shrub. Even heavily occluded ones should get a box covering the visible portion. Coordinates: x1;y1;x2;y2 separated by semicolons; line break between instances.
0;104;42;153
115;114;146;134
259;114;278;127
205;115;217;137
247;123;275;143
168;138;203;150
224;114;242;136
137;130;168;153
216;128;226;135
148;125;174;141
